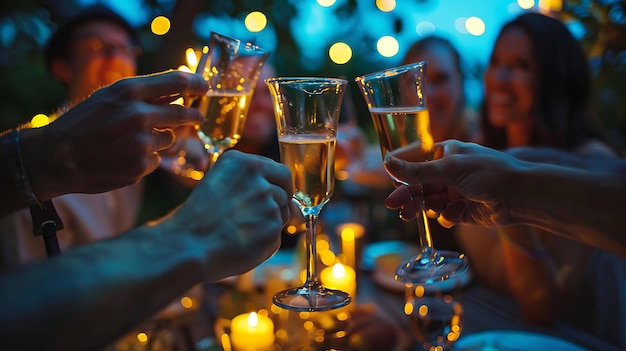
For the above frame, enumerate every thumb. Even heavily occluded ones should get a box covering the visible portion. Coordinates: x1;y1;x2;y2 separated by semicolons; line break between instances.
384;154;442;185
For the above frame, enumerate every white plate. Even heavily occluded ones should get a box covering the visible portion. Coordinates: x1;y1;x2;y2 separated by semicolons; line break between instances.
365;241;472;293
455;330;588;351
360;240;420;271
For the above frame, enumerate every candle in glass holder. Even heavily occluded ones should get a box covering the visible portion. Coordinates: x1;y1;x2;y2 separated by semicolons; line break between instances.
230;311;275;351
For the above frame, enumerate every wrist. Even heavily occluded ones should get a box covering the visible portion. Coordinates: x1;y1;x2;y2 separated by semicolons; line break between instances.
18;127;55;201
3;129;42;207
21;124;77;200
506;161;546;226
147;216;211;280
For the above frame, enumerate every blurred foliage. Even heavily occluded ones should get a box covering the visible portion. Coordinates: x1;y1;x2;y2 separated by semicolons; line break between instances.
562;0;626;153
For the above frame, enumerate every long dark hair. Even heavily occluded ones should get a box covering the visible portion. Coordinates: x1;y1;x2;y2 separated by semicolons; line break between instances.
482;12;606;150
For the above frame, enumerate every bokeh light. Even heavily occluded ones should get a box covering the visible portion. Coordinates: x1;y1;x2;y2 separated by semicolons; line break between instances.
30;114;50;128
465;16;486;36
376;35;399;57
150;16;170;36
328;42;352;64
539;0;562;12
317;0;336;7
376;0;396;12
244;11;267;32
517;0;535;10
416;21;436;36
136;332;148;343
180;296;194;309
185;47;198;69
455;17;468;34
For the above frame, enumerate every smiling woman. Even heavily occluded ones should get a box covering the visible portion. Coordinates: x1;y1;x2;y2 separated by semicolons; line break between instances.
455;11;625;350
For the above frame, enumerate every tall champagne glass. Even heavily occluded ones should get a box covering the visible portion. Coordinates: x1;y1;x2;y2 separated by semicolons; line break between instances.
193;32;269;167
265;77;351;311
355;61;469;283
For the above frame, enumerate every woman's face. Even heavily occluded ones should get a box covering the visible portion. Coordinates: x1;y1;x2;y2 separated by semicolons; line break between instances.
484;26;538;129
405;44;464;141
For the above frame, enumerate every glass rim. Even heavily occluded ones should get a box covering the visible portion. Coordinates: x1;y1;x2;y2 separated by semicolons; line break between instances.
264;77;348;85
208;31;268;54
354;60;427;83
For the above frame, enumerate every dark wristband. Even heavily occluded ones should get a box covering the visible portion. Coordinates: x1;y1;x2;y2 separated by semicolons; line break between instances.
4;129;41;207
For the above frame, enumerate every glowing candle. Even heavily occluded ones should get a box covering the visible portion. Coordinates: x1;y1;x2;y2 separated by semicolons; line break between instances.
337;223;365;269
320;262;357;299
230;311;275;351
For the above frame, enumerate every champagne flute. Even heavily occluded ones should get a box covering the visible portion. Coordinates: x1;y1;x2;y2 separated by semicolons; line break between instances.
193;32;270;167
265;77;351;311
405;285;464;351
355;61;469;283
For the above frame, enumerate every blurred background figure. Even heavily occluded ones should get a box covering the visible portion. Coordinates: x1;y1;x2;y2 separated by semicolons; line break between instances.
402;35;481;144
346;35;483;249
0;5;144;269
454;12;624;349
234;62;280;162
394;35;483;252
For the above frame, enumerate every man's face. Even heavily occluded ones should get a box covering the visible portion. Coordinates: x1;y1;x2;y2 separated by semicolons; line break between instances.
59;20;138;101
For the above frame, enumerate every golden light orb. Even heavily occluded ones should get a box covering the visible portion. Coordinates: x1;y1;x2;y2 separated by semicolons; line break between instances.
376;0;396;12
465;16;486;36
151;16;170;36
376;36;399;57
317;0;336;6
245;11;267;32
329;42;352;64
30;114;50;128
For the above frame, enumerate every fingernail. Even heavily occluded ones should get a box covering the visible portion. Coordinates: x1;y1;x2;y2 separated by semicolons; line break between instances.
385;155;401;170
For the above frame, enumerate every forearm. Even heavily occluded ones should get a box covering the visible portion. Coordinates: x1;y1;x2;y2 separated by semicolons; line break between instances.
510;162;626;256
0;222;206;351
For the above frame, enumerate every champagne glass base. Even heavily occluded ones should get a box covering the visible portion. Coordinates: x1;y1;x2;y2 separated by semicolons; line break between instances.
395;250;469;284
273;285;351;312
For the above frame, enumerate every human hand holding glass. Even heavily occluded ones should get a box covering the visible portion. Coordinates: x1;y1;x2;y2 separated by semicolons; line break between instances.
265;77;351;311
192;32;269;167
355;61;469;283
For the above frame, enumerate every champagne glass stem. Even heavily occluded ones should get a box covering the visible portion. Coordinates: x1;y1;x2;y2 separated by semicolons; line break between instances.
408;184;434;256
304;214;321;286
417;211;434;254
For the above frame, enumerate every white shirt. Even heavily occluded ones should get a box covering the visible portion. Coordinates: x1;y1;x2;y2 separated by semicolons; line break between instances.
0;183;143;269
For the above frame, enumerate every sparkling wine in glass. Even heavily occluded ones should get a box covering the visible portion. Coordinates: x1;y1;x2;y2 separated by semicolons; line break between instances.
265;77;351;311
355;61;469;284
405;285;463;351
193;32;269;167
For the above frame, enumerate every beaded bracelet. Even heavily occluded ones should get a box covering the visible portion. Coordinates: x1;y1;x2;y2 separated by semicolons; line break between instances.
3;129;41;208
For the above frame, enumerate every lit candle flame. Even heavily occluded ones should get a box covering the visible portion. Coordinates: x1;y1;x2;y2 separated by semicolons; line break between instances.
247;312;259;327
331;263;346;279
